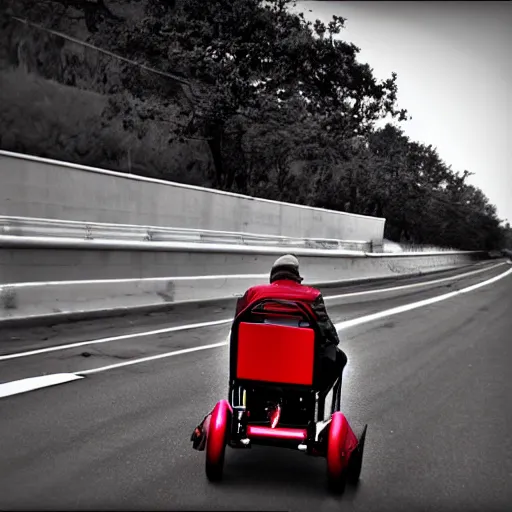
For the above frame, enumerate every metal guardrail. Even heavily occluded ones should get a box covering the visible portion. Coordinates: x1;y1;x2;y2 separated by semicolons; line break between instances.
0;216;484;256
0;216;372;252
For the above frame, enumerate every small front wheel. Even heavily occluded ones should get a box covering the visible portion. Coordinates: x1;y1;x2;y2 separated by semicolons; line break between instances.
205;400;231;482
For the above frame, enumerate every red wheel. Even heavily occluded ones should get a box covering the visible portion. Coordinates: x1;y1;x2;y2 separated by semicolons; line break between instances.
326;412;358;493
205;400;231;482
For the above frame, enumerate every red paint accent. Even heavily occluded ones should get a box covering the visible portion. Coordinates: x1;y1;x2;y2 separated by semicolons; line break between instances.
269;404;281;428
261;303;303;314
327;412;359;479
253;311;303;321
236;322;315;385
237;280;321;318
205;400;231;472
247;425;307;441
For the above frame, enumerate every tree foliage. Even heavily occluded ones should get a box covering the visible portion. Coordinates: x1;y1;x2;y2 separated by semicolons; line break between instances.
89;0;408;187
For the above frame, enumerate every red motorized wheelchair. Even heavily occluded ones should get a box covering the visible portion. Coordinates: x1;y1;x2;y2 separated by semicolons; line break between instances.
192;298;367;493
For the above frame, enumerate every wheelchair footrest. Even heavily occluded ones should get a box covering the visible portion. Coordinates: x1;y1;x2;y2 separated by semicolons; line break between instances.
247;425;308;441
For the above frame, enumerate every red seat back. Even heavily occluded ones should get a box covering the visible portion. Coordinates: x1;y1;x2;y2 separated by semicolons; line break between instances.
236;322;315;386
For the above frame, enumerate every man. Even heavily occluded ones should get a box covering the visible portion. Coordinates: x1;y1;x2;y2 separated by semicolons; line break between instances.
235;254;348;393
191;255;347;450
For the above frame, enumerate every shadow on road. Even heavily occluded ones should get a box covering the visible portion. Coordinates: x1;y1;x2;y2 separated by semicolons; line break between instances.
214;446;365;500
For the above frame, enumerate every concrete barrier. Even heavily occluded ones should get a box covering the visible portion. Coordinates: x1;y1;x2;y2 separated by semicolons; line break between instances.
0;241;487;324
0;275;266;322
0;150;385;241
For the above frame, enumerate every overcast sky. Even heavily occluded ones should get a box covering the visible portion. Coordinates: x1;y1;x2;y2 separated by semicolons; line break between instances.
293;1;511;224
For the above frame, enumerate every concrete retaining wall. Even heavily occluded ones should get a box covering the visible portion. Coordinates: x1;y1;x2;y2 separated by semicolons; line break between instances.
0;244;487;323
0;275;266;322
0;151;385;241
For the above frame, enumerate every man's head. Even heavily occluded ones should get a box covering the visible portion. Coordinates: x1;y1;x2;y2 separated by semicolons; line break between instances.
270;254;303;283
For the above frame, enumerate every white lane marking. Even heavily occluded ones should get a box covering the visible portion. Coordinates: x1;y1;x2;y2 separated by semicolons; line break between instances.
0;373;83;398
324;262;505;301
77;342;228;376
334;266;512;331
73;265;512;376
0;319;232;361
7;274;268;287
0;262;504;362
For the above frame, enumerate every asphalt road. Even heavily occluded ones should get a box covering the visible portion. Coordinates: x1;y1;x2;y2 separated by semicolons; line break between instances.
1;261;512;511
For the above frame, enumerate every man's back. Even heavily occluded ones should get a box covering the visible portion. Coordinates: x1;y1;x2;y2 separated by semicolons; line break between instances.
235;279;319;315
235;278;340;348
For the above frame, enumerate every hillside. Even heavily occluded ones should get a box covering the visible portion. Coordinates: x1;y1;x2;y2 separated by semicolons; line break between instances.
0;2;214;184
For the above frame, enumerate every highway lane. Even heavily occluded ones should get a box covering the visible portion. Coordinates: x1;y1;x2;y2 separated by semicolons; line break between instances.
1;262;512;511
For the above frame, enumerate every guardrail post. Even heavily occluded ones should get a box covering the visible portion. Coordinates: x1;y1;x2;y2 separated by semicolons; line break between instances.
370;239;383;253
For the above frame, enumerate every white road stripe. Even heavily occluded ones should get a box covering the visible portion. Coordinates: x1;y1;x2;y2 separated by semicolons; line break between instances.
0;263;503;362
7;274;268;288
333;266;512;331
0;373;83;398
0;319;232;361
324;262;504;301
77;342;228;376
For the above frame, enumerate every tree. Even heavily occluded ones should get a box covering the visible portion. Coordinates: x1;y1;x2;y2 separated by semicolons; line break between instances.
89;0;407;189
351;123;505;250
501;223;512;250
